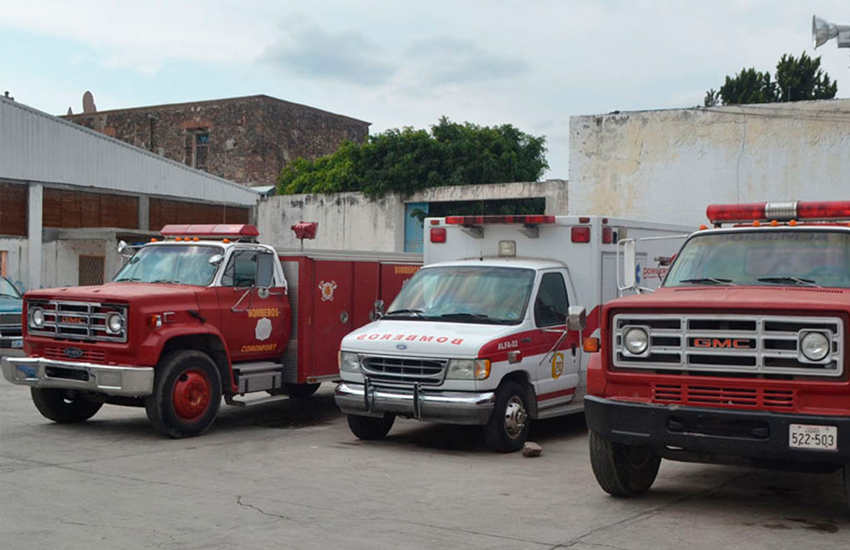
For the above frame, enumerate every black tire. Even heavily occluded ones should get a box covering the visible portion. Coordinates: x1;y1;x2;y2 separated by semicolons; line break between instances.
145;350;222;438
284;382;321;398
30;388;103;423
484;381;530;453
589;430;661;496
347;414;395;440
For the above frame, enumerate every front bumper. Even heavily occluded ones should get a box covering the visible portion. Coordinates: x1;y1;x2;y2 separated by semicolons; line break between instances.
585;395;850;465
335;381;496;425
1;356;154;397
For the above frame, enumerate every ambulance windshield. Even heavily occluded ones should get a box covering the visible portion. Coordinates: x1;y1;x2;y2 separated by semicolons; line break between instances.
114;244;223;286
385;266;535;325
664;230;850;289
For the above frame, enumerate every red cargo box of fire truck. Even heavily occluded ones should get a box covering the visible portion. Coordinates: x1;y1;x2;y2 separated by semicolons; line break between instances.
584;200;850;506
1;224;420;437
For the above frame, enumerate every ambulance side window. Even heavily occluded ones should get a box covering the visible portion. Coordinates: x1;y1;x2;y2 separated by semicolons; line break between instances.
221;250;258;288
534;272;568;327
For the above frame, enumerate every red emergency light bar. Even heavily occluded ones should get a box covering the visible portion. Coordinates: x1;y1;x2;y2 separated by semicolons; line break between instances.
706;201;850;224
160;224;260;238
444;215;556;226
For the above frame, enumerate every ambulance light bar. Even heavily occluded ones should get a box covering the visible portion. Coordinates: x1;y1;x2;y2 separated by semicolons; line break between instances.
706;201;850;224
160;224;260;238
444;215;556;226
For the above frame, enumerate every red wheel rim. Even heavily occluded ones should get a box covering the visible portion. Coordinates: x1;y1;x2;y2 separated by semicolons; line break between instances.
172;369;212;421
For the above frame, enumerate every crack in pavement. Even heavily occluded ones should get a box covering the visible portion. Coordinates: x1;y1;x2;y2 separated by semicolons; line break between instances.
235;495;298;523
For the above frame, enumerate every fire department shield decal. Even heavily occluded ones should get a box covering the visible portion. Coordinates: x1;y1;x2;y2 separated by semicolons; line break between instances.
551;352;564;379
255;318;272;341
318;280;338;302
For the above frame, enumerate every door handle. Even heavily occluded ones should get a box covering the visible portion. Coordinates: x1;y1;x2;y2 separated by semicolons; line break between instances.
340;310;349;324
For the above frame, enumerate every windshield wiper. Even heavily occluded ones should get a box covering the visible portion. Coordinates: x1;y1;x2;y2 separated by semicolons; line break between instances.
679;277;734;286
437;312;511;324
114;277;141;282
384;308;424;318
151;279;177;284
757;276;819;287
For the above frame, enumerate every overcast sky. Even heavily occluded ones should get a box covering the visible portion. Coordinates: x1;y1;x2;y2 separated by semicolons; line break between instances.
1;0;848;181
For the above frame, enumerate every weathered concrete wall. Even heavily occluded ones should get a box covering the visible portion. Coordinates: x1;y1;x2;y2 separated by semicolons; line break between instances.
0;238;27;290
569;99;850;225
64;95;369;186
258;193;405;251
408;179;568;214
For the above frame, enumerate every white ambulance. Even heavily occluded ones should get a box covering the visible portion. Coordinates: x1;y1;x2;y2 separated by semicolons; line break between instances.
335;214;690;451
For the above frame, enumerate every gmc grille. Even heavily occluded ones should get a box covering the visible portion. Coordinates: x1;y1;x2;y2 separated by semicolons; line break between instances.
360;355;447;386
613;314;844;378
28;300;128;343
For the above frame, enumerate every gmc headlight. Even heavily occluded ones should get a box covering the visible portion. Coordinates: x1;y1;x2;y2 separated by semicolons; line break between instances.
106;313;124;334
446;359;491;380
800;332;830;362
339;351;361;372
30;307;45;329
623;327;649;355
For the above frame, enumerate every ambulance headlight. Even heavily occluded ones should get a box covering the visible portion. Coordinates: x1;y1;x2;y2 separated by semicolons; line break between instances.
447;359;491;380
30;307;45;328
623;327;649;355
800;332;830;362
339;351;361;372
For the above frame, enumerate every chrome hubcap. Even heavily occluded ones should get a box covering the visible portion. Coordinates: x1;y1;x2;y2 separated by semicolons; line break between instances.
503;397;527;439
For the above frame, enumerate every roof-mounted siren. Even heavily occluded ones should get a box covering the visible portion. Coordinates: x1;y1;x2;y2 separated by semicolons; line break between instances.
813;15;850;49
291;222;318;251
706;201;850;226
444;215;556;239
160;224;260;242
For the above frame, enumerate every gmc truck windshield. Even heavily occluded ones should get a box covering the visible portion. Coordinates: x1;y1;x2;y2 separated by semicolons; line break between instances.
385;266;535;324
665;230;850;289
114;245;223;286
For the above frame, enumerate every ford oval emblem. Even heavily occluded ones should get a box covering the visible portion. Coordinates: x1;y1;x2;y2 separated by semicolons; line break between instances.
64;347;84;359
396;343;408;351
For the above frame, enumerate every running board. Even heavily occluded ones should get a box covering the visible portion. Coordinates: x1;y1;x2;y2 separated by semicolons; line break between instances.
225;393;290;408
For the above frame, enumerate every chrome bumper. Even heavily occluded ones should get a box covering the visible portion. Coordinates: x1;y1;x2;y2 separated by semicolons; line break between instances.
335;381;496;425
1;356;154;397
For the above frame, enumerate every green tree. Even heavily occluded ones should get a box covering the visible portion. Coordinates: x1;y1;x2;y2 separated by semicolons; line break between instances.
708;52;837;106
278;117;548;199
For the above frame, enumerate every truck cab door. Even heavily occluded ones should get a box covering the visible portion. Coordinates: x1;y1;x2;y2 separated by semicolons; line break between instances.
532;269;581;405
215;247;287;363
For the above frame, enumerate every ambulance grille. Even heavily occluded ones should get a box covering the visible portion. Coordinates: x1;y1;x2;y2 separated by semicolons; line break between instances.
612;314;844;378
360;355;447;385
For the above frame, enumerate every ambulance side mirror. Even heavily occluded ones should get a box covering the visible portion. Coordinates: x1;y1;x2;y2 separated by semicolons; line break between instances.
622;240;637;289
371;299;385;321
567;306;586;331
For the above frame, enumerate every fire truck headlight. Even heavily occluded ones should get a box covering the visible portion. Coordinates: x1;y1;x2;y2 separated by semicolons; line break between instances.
623;328;649;355
447;359;490;380
106;313;124;334
30;307;45;329
800;332;830;362
339;351;361;372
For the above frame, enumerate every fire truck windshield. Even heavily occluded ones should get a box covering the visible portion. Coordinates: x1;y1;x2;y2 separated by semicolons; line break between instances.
664;230;850;289
113;244;224;286
385;266;536;325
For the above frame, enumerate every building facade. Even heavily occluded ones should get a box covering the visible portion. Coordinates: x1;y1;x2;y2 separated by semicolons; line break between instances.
63;95;370;186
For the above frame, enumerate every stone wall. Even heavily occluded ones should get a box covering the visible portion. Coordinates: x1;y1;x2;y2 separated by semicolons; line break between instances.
64;95;369;186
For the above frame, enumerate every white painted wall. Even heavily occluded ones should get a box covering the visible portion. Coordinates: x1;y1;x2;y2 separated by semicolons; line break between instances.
0;238;28;290
257;192;406;251
569;99;850;225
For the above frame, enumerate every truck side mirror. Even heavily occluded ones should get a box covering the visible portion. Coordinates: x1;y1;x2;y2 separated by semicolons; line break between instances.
209;254;223;267
117;240;128;254
622;240;636;289
567;306;586;331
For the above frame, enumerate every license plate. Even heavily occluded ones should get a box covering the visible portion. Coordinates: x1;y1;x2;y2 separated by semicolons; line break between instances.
12;340;23;349
789;424;838;451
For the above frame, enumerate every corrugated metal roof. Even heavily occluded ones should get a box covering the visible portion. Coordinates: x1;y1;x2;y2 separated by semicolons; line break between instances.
0;97;258;206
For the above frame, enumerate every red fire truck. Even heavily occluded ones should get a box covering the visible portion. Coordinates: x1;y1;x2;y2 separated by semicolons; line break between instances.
584;201;850;505
0;224;420;438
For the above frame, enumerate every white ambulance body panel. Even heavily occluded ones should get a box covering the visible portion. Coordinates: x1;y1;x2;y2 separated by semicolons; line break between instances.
336;215;691;451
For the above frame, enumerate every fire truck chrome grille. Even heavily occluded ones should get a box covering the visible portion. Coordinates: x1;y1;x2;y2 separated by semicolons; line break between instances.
360;355;447;385
27;300;128;343
654;383;795;410
613;314;844;378
44;345;107;364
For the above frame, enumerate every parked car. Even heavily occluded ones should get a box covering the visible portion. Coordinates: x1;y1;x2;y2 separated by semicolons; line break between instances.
0;276;24;356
